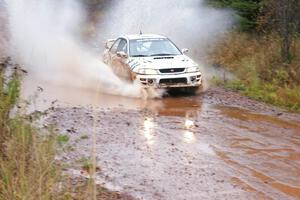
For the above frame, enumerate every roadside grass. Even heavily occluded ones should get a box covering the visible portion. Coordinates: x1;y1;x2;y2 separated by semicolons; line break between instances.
0;65;62;199
79;157;95;173
0;64;131;199
209;32;300;112
222;80;300;112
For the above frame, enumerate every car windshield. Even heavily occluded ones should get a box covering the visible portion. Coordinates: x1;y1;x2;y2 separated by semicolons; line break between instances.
129;38;182;57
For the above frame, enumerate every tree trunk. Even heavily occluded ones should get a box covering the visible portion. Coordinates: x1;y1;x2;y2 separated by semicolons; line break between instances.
279;0;292;62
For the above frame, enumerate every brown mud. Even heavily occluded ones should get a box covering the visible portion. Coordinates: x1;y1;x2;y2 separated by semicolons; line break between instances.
22;76;300;200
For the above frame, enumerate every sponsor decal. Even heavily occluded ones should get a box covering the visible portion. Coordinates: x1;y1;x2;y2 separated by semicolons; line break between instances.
129;61;140;70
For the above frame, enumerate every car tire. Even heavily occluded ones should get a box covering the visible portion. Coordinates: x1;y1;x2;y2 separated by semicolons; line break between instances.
185;87;200;95
167;85;203;96
186;84;205;94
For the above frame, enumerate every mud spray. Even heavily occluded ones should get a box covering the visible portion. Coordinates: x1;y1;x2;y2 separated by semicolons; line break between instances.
98;0;234;87
5;0;163;99
5;0;232;98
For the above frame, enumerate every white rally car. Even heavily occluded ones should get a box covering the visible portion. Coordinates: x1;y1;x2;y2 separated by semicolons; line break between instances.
103;34;203;93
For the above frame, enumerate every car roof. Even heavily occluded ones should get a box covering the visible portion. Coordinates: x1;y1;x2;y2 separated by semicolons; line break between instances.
121;34;167;40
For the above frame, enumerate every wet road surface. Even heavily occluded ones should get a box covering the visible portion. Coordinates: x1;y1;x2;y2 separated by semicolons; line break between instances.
23;78;300;200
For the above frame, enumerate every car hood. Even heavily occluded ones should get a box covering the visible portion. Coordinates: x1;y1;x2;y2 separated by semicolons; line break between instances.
128;55;198;72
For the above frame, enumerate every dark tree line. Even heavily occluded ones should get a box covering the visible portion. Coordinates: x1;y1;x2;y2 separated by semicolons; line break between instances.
81;0;300;62
207;0;300;62
261;0;300;61
206;0;262;31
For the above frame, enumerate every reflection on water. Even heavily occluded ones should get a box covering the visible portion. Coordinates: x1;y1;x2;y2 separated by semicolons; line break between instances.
142;117;155;146
151;97;202;118
183;118;196;143
25;77;206;148
22;76;203;117
217;105;300;131
185;119;194;128
183;130;196;143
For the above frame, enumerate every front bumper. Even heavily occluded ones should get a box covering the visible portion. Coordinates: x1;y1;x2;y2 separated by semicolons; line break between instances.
136;72;202;88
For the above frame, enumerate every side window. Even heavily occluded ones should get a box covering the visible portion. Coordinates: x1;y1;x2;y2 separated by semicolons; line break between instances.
110;39;121;54
117;39;128;53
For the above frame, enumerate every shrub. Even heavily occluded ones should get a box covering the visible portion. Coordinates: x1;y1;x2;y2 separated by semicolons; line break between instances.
209;32;300;112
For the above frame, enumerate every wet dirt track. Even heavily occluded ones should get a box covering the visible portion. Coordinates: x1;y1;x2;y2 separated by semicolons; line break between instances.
24;79;300;200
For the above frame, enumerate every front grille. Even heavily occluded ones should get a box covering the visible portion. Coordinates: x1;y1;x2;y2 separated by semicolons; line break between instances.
154;57;174;60
160;78;187;85
159;68;185;73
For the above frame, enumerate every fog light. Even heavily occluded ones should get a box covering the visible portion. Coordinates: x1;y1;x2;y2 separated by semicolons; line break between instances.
148;79;156;85
190;76;196;82
148;79;155;85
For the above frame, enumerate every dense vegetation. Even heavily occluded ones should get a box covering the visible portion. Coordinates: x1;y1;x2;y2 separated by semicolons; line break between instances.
207;0;300;112
207;0;262;31
0;64;62;199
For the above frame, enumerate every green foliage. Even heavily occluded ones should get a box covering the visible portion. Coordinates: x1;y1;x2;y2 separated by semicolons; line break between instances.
0;67;126;199
0;66;20;122
81;157;94;172
224;79;300;112
210;32;300;112
0;68;61;199
207;0;299;62
0;66;20;151
0;118;59;200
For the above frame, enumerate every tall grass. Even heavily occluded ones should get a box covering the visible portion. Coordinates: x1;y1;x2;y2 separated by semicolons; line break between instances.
209;32;300;112
0;63;132;200
0;64;62;200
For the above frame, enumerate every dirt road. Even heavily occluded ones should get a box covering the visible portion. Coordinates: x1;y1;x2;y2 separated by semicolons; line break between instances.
23;78;300;200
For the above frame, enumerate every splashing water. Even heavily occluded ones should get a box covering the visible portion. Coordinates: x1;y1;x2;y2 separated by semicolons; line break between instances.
98;0;234;86
99;0;232;55
5;0;162;99
5;0;233;99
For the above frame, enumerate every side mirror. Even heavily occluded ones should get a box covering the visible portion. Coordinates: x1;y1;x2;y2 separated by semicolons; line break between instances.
117;51;128;58
105;39;115;49
181;48;189;54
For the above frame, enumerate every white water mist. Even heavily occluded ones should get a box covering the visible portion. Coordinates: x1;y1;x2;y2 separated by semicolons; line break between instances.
6;0;149;98
99;0;232;56
98;0;233;84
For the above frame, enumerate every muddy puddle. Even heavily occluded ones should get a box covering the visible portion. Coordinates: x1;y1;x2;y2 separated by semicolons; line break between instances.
21;75;203;115
23;77;300;200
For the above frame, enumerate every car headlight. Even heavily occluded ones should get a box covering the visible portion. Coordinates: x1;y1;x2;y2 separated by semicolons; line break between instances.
186;66;201;73
138;68;158;75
